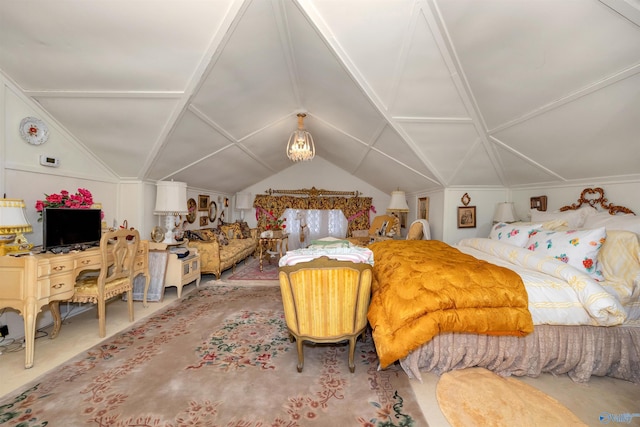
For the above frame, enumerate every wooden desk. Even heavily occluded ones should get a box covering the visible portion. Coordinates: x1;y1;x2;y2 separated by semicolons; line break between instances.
0;240;149;369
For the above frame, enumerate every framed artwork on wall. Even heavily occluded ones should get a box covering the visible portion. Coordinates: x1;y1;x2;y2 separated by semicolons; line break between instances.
199;216;209;227
418;197;429;220
198;195;210;211
208;201;218;222
457;206;476;228
186;198;197;223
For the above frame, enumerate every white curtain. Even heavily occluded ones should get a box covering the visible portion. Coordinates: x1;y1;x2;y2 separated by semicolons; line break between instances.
282;209;348;250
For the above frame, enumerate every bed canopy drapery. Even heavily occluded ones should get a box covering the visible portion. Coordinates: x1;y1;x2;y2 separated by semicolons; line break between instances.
253;187;373;236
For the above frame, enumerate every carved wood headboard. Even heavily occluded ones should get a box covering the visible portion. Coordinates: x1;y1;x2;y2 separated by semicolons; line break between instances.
559;187;635;215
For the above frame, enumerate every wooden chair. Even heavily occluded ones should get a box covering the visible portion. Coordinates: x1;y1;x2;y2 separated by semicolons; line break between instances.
278;256;373;373
71;228;140;337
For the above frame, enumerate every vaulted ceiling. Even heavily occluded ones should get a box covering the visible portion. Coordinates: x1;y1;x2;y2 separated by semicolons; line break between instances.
1;0;639;195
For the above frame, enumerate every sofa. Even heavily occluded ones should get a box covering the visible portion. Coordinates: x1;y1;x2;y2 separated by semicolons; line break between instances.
185;222;258;280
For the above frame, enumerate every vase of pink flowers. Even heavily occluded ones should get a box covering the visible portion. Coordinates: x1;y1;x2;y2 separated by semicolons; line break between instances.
35;188;101;221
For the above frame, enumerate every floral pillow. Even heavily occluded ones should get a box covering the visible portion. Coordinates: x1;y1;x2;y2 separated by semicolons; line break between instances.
220;223;242;239
489;222;543;247
526;227;606;280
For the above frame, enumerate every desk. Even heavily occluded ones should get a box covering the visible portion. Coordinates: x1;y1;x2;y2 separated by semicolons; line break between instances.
0;241;149;369
258;234;288;272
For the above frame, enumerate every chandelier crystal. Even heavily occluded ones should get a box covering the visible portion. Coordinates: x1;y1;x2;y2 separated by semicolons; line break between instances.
286;113;315;162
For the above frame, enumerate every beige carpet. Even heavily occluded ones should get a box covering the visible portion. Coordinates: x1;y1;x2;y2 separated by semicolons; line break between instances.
436;367;586;427
0;283;427;426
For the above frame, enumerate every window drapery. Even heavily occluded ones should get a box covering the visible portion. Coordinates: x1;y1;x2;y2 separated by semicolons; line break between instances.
253;193;373;237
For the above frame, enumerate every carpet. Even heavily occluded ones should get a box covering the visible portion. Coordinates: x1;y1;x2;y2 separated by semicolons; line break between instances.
227;256;279;281
436;367;586;427
0;283;427;426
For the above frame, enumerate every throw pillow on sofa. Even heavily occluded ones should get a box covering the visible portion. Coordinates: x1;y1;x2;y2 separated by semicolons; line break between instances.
238;221;252;239
220;223;243;239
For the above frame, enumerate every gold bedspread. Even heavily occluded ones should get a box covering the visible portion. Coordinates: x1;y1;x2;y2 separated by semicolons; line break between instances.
367;240;534;368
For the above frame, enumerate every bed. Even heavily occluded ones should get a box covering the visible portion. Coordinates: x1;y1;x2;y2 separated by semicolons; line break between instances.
367;188;640;383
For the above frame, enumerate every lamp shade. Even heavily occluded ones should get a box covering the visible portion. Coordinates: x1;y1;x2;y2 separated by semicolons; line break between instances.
493;202;517;223
235;193;253;210
0;199;32;234
387;190;409;213
154;181;188;214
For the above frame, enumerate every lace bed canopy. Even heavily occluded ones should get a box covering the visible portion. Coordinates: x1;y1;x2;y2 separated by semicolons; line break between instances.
253;187;373;236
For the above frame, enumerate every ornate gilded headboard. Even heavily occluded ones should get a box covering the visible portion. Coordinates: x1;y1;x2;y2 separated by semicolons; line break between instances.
559;187;635;215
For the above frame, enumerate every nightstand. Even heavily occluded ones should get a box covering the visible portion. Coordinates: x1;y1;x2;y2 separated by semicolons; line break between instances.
165;248;201;298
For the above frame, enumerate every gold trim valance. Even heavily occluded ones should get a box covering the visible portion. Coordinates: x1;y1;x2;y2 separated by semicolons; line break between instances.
253;187;373;235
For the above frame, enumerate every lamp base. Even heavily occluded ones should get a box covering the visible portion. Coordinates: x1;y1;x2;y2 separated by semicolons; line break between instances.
161;215;179;245
0;234;33;256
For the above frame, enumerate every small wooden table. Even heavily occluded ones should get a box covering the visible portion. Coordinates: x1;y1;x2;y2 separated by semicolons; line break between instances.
258;234;289;271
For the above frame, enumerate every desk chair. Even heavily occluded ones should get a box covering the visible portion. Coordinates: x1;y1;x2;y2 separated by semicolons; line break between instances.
71;228;140;337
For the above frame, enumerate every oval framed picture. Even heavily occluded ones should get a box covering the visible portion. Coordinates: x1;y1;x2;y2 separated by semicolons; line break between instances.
208;200;218;222
186;198;197;224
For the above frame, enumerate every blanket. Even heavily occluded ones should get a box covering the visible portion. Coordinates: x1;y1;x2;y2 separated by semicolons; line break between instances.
368;240;534;368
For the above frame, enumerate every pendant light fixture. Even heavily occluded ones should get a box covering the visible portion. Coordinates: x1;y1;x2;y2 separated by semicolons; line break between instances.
286;113;315;162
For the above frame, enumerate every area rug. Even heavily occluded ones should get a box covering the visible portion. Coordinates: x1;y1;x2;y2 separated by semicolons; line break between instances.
436;367;586;426
227;256;279;281
0;283;427;426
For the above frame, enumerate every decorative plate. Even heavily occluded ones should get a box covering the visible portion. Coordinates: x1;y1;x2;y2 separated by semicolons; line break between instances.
151;226;165;243
19;117;50;145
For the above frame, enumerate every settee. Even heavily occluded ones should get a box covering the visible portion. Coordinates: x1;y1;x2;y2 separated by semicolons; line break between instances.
185;222;258;280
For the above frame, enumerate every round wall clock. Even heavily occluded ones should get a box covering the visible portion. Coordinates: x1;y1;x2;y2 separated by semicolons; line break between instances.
19;117;50;145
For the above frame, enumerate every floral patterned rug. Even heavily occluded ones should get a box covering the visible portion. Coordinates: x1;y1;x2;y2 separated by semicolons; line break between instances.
227;257;279;281
0;283;427;426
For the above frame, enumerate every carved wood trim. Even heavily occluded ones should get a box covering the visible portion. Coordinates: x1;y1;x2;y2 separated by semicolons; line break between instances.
559;187;635;215
264;186;360;197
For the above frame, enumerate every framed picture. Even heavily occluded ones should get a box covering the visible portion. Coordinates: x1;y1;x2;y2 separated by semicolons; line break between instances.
208;201;218;222
198;195;209;211
199;216;209;227
186;198;197;223
418;197;429;220
457;206;476;228
530;196;547;211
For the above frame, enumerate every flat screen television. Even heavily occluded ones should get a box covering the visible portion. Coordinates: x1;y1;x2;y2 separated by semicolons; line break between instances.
43;208;102;251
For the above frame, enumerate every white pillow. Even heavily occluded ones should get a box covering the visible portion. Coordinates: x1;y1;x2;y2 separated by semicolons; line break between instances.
530;208;590;229
583;212;640;236
526;227;606;280
489;222;543;247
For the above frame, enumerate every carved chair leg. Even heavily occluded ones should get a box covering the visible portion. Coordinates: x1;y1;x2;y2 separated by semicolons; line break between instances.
296;338;304;373
348;336;357;373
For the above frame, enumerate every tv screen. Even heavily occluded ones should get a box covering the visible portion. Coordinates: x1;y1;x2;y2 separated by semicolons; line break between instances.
43;208;102;251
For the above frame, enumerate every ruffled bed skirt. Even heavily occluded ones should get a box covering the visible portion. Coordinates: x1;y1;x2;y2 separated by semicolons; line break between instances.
399;325;640;384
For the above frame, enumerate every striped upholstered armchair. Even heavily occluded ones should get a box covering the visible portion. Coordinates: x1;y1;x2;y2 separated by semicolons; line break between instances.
278;256;373;373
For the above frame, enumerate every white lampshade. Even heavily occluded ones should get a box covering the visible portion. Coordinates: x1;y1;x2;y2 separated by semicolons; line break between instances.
154;181;188;214
493;202;517;223
387;190;409;213
235;193;253;210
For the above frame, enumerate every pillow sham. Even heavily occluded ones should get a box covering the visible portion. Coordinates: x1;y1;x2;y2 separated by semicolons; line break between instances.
489;222;543;247
530;208;591;229
526;227;606;280
583;212;640;236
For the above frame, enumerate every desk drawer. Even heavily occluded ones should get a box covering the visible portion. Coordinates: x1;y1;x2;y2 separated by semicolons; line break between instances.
37;259;74;278
74;252;101;270
39;273;75;299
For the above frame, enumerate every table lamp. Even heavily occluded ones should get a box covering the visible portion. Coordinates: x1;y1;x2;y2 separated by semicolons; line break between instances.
235;193;252;221
154;181;188;244
493;202;517;224
0;198;33;256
